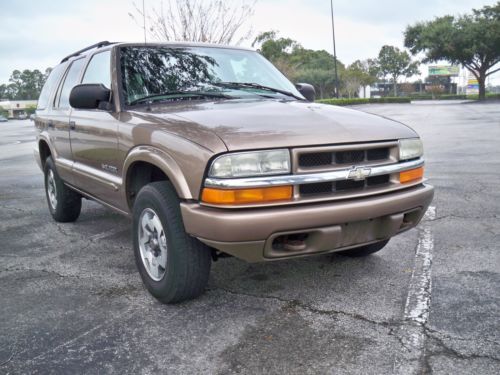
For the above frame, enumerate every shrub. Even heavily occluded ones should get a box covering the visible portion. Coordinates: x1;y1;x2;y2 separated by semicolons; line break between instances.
0;106;8;118
24;105;36;116
409;93;500;100
317;97;411;106
317;93;500;106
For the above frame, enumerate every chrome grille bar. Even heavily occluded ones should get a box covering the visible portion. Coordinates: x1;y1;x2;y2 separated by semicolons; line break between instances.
205;158;424;189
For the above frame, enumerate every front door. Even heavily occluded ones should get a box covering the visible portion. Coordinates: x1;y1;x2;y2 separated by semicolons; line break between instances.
69;50;121;207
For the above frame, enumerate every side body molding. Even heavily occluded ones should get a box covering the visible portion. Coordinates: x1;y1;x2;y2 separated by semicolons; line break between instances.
123;145;193;200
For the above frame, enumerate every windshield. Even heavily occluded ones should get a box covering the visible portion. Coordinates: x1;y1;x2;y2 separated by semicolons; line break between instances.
119;45;303;105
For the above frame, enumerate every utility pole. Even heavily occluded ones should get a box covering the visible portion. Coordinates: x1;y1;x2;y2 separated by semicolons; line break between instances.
330;0;339;98
142;0;147;43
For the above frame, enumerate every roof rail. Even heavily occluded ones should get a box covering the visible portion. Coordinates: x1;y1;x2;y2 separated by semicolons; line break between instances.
60;41;114;63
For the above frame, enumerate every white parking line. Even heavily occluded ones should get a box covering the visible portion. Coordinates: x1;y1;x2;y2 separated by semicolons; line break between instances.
403;206;435;324
394;205;436;374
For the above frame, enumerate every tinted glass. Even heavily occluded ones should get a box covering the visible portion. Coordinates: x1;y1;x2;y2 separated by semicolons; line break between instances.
120;46;302;105
37;64;66;110
57;58;85;109
82;50;111;88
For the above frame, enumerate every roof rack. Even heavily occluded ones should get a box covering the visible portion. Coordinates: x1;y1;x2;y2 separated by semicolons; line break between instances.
60;41;114;63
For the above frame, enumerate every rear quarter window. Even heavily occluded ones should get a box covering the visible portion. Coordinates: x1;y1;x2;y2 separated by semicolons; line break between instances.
56;58;85;109
37;63;67;110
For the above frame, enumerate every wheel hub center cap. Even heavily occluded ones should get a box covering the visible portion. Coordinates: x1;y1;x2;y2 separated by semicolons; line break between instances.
150;238;159;251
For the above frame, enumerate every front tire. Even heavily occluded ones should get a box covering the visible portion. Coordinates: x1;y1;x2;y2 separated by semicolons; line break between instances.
132;181;211;304
44;157;81;222
337;239;390;257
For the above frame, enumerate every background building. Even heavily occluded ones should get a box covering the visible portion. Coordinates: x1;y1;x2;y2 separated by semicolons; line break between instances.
0;100;37;119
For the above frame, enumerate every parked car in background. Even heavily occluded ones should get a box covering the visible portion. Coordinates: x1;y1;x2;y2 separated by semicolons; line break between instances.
34;41;434;303
0;115;8;122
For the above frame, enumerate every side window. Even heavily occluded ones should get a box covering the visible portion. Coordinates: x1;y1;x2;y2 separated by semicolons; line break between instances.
37;63;66;110
82;51;111;89
56;58;85;109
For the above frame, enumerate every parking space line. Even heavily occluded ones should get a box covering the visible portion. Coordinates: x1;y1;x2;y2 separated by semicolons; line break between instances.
393;205;435;374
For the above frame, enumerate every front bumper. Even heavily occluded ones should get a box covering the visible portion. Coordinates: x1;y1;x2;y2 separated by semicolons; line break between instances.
180;184;434;262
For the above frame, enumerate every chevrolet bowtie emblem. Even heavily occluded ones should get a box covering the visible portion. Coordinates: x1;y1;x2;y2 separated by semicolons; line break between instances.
347;167;371;181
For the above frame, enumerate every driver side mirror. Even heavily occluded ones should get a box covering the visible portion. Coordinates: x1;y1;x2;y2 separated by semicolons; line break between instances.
70;84;111;110
295;83;316;102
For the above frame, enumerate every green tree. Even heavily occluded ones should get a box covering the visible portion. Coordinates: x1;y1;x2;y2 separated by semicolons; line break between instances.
404;2;500;100
253;31;344;98
0;84;8;100
294;69;335;99
377;45;420;96
0;68;49;100
343;59;379;98
341;66;364;98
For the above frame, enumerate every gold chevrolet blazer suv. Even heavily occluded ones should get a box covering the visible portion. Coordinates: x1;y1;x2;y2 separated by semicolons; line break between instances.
33;41;434;303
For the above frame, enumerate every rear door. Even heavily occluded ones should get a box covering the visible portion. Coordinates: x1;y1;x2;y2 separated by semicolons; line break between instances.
69;50;122;206
45;59;85;184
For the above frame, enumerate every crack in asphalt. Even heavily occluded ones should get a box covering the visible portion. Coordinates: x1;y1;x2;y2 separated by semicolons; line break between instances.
424;331;500;363
423;325;500;347
428;214;499;222
0;337;19;367
0;204;34;214
208;286;397;328
0;267;86;279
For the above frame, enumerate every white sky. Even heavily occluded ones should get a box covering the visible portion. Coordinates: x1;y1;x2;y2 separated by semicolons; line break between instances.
0;0;499;85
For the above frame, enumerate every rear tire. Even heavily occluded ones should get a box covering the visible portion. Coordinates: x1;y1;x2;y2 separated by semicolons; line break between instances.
44;157;81;222
132;181;211;304
337;239;390;257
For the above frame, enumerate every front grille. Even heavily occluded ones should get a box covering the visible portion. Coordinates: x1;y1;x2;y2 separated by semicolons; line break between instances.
293;142;400;200
298;153;332;167
335;150;364;164
298;147;390;168
367;148;389;161
299;174;391;196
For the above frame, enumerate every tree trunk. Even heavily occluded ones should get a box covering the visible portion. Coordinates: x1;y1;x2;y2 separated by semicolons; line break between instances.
393;79;397;96
478;72;486;100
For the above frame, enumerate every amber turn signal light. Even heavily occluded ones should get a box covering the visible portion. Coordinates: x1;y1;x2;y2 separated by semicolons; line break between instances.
399;167;424;183
202;186;293;205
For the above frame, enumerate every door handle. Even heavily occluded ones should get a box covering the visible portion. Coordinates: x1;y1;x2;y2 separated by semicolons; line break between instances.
69;121;76;130
47;121;54;129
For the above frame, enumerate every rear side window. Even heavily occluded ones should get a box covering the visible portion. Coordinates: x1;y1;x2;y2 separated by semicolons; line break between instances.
82;50;111;89
56;58;85;109
37;64;66;110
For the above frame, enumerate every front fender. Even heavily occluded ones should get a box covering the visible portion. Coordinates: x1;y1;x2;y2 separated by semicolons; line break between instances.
123;146;193;200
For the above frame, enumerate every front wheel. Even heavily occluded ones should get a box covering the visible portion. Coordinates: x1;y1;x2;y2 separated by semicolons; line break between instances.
337;239;390;257
132;181;212;304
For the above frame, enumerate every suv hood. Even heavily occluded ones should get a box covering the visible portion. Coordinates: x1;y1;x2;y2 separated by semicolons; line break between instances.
141;99;417;152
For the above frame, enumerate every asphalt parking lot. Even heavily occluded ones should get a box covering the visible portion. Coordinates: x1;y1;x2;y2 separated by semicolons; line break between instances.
1;101;499;374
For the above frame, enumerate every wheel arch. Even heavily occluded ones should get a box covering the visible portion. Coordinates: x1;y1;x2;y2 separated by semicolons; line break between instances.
123;146;193;209
38;137;54;169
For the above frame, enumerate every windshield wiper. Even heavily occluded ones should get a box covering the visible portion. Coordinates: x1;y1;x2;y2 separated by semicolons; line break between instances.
129;91;234;106
212;82;304;101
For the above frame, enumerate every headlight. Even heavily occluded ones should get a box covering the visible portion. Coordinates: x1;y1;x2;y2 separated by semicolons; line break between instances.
399;138;423;160
209;149;291;178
